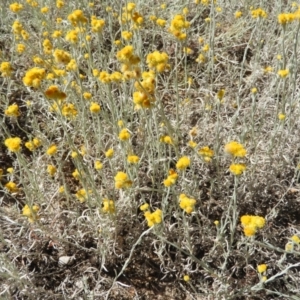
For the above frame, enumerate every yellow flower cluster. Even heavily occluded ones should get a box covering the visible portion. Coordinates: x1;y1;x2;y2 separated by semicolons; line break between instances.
120;2;143;27
10;3;23;13
5;181;19;193
23;67;46;88
25;138;41;151
163;169;178;187
179;194;196;214
257;264;267;274
91;16;105;32
117;45;140;66
47;165;57;176
240;215;266;237
12;20;29;40
45;85;67;100
0;62;12;77
102;199;115;214
127;155;140;164
146;51;169;73
224;141;247;157
251;8;267;19
114;171;132;189
176;156;190;170
76;189;89;203
68;9;88;26
133;71;156;109
90;102;101;113
22;204;40;223
160;135;173;145
65;29;79;44
5;104;20;117
229;163;246;176
61;103;78;119
278;69;289;78
198;146;214;162
53;49;71;65
143;208;162;227
169;14;190;40
5;137;22;152
119;128;131;141
278;13;296;25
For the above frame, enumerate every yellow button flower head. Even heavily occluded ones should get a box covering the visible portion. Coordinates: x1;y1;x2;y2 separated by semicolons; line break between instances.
257;264;267;274
0;62;13;77
144;209;162;227
47;165;57;176
224;141;247;157
76;189;88;203
183;275;190;282
23;67;46;88
10;3;23;13
5;137;22;152
127;155;140;164
198;146;214;162
251;8;267;19
235;11;242;18
278;13;295;25
91;16;105;32
105;148;114;158
5;181;19;193
94;160;103;170
176;156;190;170
291;235;300;244
53;49;71;65
119;128;131;141
22;204;40;223
229;163;246;176
278;69;289;78
160;135;173;145
5;104;20;117
179;193;196;213
121;31;133;41
62;103;78;119
163;169;178;187
102;199;115;214
45;85;67;100
68;9;88;26
46;144;57;156
240;215;266;236
116;45;140;65
156;19;166;27
146;51;169;73
140;203;149;211
90;102;101;113
114;171;132;189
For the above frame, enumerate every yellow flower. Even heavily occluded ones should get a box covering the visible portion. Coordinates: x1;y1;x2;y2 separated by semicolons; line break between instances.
278;113;286;120
241;215;266;236
5;137;22;152
105;148;114;158
22;204;39;223
291;235;300;244
119;128;131;141
278;13;295;25
229;163;246;176
156;19;166;27
278;69;289;78
0;62;13;77
59;186;65;193
127;155;140;164
94;161;103;170
146;50;169;73
83;92;92;100
16;43;26;53
46;144;57;156
257;264;267;274
251;8;267;19
114;171;132;189
179;194;196;214
10;3;23;13
163;169;178;187
41;7;49;14
72;169;81;180
121;31;133;41
235;11;242;18
76;189;88;203
102;199;115;214
251;87;257;94
214;220;219;226
188;141;197;148
23;67;46;87
47;165;57;176
45;85;67;100
198;146;214;162
224;141;247;157
90;102;101;113
160;135;173;145
5;181;19;193
140;203;149;211
176;156;190;170
144;209;162;227
7;167;14;174
183;275;190;282
5;104;20;117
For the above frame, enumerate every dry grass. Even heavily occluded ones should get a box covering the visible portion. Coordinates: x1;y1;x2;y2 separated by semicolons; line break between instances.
1;0;300;299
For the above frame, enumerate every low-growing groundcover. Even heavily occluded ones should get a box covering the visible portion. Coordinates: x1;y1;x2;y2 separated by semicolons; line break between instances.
1;0;300;299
